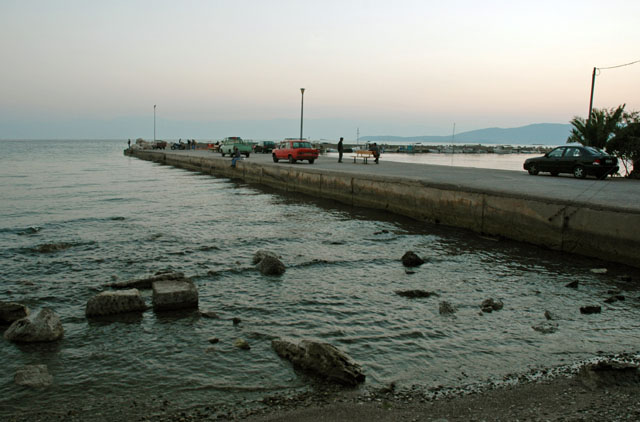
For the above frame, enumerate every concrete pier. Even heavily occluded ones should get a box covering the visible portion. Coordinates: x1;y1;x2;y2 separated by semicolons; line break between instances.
125;149;640;269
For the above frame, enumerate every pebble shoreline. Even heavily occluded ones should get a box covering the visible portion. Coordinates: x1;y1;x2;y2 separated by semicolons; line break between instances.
5;352;638;422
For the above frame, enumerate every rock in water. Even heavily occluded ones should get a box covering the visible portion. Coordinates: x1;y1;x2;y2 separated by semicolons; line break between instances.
480;298;504;313
14;365;53;388
234;338;251;350
107;271;187;289
152;279;199;311
0;301;30;325
252;250;280;265
580;305;601;315
401;251;424;267
439;301;456;315
272;339;365;386
395;290;438;299
256;255;286;276
4;308;64;343
85;289;148;317
532;321;558;334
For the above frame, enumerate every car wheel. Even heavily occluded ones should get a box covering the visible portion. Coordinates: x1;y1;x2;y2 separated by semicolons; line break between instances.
288;155;296;164
221;151;225;157
573;165;586;179
309;159;315;164
244;153;250;158
272;155;279;163
527;164;539;175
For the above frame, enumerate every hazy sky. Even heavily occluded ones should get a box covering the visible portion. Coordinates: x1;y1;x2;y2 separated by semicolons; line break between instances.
1;0;639;140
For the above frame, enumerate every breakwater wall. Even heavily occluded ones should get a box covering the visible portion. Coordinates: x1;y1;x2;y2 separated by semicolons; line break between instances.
126;149;640;269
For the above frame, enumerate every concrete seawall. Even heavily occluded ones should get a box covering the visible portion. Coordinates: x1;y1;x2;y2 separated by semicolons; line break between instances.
126;149;640;269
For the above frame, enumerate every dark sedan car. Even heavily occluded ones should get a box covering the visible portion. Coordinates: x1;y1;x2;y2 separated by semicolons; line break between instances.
523;145;619;179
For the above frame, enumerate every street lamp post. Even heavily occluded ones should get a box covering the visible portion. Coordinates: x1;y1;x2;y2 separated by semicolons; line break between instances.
153;104;157;142
299;88;305;140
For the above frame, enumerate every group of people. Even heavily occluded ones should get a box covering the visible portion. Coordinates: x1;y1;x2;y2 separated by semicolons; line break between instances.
337;137;380;164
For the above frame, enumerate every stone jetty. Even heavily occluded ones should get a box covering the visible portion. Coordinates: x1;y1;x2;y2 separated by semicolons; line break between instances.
125;149;640;269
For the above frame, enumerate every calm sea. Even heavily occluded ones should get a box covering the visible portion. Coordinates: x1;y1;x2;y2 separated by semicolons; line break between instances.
1;140;639;419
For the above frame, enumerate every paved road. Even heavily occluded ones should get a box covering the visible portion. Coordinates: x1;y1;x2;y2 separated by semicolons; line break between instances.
170;150;640;212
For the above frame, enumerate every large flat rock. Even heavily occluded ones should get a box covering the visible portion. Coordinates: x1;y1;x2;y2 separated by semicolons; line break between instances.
152;279;198;311
86;289;147;317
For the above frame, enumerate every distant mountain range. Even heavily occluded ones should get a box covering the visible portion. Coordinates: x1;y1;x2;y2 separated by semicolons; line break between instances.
361;123;572;145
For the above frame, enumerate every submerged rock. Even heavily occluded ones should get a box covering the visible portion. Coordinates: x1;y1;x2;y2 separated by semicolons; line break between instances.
253;250;280;265
200;310;220;319
4;308;64;343
0;301;30;325
565;280;579;289
401;251;424;267
604;295;625;304
14;364;53;388
32;243;73;253
234;338;251;350
107;271;187;289
480;298;504;313
532;321;558;334
272;339;365;386
580;305;602;314
544;310;555;320
395;290;438;299
439;301;456;315
86;289;147;317
255;253;286;276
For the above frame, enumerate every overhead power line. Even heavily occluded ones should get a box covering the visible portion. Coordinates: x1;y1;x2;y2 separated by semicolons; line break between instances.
597;59;640;70
588;59;640;120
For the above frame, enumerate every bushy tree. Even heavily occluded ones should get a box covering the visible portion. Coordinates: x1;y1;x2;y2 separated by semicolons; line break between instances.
568;105;640;177
567;105;626;149
608;121;640;178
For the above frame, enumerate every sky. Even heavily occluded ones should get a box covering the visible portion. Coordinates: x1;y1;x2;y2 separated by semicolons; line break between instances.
1;0;639;140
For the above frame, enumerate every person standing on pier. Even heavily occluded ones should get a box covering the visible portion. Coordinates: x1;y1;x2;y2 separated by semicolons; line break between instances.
231;147;242;168
337;137;344;163
370;143;380;164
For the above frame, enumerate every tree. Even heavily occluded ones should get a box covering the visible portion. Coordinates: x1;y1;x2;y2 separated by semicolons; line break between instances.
567;105;626;149
608;121;640;178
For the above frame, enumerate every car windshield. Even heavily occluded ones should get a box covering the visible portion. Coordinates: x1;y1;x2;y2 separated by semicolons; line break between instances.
293;142;312;148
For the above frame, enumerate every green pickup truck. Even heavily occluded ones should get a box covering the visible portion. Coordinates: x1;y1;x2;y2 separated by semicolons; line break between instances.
219;137;253;157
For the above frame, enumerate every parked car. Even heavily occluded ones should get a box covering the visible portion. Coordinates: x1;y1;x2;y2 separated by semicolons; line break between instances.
253;141;276;153
152;141;167;150
219;137;252;157
272;139;319;164
523;145;619;179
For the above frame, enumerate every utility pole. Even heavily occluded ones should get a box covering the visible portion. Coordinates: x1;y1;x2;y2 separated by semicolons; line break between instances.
588;67;596;123
356;127;360;146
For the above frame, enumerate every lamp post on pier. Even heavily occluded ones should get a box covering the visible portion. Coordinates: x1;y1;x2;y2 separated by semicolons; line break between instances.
299;88;305;140
153;104;157;142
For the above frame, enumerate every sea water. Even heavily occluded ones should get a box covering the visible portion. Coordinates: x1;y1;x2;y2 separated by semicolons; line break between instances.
1;140;639;418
